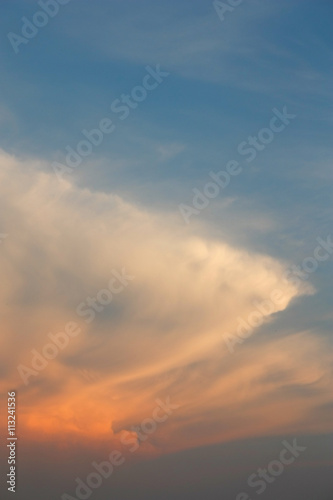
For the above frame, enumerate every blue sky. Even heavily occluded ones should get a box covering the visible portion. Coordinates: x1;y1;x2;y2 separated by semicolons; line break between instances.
1;0;332;230
2;0;332;320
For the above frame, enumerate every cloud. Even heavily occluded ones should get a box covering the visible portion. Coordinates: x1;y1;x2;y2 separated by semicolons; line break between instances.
1;149;330;456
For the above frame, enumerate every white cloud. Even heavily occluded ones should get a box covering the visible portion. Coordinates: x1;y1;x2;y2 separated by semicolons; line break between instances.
1;149;328;451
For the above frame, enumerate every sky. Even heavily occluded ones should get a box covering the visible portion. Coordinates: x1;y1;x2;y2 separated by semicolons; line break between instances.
0;1;332;499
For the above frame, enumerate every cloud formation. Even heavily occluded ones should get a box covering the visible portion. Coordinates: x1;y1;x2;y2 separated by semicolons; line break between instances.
0;149;331;457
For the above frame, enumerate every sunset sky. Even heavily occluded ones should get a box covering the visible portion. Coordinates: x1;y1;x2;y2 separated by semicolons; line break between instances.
0;1;332;499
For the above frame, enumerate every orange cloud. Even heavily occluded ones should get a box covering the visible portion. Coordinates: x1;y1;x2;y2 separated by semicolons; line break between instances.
1;149;330;459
